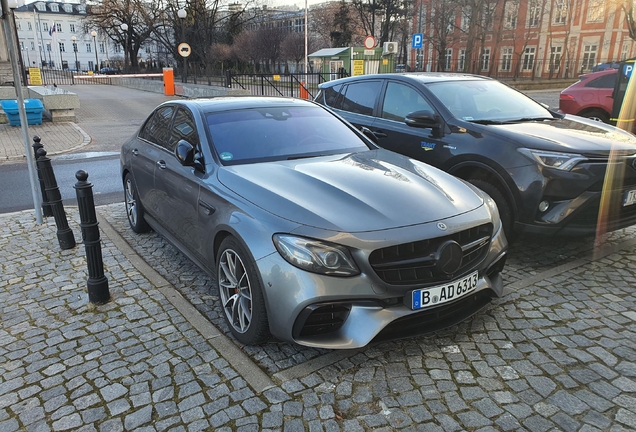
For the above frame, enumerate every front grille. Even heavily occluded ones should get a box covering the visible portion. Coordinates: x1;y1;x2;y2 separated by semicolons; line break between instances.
369;224;493;286
294;303;352;338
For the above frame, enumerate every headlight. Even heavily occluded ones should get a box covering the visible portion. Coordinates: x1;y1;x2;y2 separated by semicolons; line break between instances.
273;234;360;277
518;148;587;171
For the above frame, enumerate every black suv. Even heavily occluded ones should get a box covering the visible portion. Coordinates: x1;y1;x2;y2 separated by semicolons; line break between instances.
315;73;636;239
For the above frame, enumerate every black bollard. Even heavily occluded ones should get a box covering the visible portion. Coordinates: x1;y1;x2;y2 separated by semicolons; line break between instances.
74;170;110;304
32;136;53;217
36;148;76;250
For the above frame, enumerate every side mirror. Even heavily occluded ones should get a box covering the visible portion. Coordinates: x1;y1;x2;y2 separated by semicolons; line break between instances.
175;139;195;166
405;110;440;129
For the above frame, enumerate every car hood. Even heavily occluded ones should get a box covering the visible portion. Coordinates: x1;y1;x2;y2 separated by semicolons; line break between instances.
484;116;636;157
218;149;484;232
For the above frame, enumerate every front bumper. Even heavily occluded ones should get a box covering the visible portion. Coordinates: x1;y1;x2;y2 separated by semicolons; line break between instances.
255;211;507;349
511;158;636;236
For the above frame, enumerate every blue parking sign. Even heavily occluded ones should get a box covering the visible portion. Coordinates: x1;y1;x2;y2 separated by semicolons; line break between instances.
412;34;423;49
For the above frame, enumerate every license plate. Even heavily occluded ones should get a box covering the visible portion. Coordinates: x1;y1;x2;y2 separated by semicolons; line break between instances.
411;271;478;310
624;189;636;207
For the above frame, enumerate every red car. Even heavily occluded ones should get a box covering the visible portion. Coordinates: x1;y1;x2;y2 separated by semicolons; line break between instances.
559;69;617;123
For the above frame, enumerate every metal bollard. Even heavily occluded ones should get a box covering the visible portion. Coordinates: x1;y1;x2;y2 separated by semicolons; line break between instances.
35;148;76;250
74;170;110;304
32;136;53;217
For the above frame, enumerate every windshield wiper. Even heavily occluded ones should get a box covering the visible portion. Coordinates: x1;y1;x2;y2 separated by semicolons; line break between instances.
502;117;556;123
467;119;506;125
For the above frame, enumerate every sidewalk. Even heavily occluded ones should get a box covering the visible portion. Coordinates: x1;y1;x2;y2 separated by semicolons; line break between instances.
0;121;90;161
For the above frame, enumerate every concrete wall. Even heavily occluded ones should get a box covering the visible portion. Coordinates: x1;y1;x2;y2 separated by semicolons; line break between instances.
110;77;250;98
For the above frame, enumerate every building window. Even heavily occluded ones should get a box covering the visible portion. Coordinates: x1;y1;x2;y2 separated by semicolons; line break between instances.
446;12;455;33
86;44;92;53
458;49;466;71
56;23;62;32
504;1;518;29
70;24;75;32
43;23;48;32
549;46;562;72
17;21;21;30
501;47;513;71
27;22;32;31
587;0;604;22
114;45;121;54
20;41;24;50
72;42;77;52
481;48;491;71
445;49;452;70
59;43;65;52
46;43;51;52
553;0;567;24
623;42;630;60
30;41;35;50
582;45;597;71
461;7;471;31
99;43;105;54
522;47;535;70
527;0;541;27
483;3;495;31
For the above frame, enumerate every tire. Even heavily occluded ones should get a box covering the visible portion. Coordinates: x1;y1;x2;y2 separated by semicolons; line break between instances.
581;109;610;124
124;173;150;234
217;236;270;345
468;178;515;242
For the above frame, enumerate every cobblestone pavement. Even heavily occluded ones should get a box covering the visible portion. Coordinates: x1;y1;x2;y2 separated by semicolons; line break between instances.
4;204;635;431
0;122;89;161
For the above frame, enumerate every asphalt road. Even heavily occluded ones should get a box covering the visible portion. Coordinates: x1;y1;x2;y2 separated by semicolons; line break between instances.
0;153;121;213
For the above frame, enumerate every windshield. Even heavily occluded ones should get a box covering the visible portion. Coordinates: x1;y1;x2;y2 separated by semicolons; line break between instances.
206;105;370;165
426;79;552;122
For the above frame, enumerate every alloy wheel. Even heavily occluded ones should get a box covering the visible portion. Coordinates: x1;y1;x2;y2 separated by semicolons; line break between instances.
125;178;138;227
218;249;253;334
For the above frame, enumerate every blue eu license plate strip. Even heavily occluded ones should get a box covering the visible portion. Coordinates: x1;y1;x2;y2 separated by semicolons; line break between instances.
411;271;478;310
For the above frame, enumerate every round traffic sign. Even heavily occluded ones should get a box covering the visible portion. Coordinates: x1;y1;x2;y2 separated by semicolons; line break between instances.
363;36;376;49
178;43;192;57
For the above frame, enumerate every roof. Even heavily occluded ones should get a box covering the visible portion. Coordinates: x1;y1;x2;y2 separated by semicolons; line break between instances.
15;1;87;15
164;96;318;113
319;73;493;87
308;48;349;58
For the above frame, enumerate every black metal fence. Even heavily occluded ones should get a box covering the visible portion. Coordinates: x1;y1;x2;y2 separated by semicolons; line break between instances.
225;72;334;99
32;69;113;86
424;57;617;80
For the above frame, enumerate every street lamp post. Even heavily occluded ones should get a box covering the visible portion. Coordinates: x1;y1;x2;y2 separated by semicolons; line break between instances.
71;35;78;70
177;8;187;83
59;42;64;69
91;31;99;72
121;23;128;73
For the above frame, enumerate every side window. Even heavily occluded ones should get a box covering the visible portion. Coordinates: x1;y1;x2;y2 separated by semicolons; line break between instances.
139;106;174;149
169;108;199;151
324;84;343;109
381;82;434;122
341;81;381;116
586;73;617;89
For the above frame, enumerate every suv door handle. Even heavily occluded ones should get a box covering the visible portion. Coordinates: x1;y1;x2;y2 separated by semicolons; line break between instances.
132;149;139;156
156;160;166;169
372;130;388;138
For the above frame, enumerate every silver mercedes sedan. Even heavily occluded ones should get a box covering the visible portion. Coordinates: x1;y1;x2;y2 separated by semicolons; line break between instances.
120;97;508;349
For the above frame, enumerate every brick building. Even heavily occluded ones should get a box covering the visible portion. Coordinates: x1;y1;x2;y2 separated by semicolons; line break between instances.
411;0;636;79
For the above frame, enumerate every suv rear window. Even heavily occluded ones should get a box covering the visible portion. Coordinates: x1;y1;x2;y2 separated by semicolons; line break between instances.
585;73;617;89
341;81;381;116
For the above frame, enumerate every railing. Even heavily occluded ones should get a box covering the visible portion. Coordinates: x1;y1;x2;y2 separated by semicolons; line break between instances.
225;72;333;99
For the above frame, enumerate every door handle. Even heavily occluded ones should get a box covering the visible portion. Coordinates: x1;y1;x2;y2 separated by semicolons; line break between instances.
132;149;139;156
372;130;388;138
198;200;216;215
156;160;166;169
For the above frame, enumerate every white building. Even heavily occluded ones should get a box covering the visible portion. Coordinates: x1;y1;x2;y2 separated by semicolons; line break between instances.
14;0;157;72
